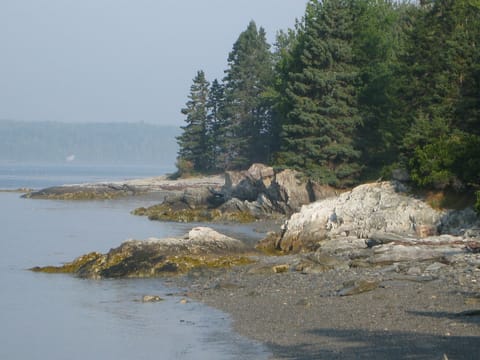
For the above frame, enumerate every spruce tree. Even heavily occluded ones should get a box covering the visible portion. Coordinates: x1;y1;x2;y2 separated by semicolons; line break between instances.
222;21;275;170
176;70;211;173
353;0;412;178
401;0;480;189
276;0;361;187
206;78;227;171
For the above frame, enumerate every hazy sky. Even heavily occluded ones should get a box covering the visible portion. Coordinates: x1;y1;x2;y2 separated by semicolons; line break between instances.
1;0;307;126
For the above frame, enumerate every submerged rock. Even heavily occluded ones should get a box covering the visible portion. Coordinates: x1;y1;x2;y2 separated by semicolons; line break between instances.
31;227;254;279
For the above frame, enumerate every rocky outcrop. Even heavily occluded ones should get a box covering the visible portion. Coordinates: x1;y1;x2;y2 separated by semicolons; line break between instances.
261;181;480;253
134;164;336;223
24;175;224;200
222;164;335;216
31;227;253;279
269;181;437;252
23;184;141;200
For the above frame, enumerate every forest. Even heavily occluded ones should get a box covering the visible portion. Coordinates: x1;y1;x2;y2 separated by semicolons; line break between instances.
175;0;480;210
0;120;179;166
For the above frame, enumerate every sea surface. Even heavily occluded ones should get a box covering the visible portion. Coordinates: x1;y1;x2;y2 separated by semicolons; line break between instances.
0;163;270;360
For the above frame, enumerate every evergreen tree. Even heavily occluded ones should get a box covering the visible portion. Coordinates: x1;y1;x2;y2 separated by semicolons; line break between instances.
353;0;413;178
276;0;361;187
271;27;301;158
206;78;227;171
401;0;480;189
222;21;275;169
176;70;210;173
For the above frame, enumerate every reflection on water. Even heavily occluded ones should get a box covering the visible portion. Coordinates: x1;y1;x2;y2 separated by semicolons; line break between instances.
0;192;270;360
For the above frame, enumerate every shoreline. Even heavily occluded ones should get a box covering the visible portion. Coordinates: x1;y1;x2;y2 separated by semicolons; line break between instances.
172;254;480;359
22;171;480;358
22;174;225;200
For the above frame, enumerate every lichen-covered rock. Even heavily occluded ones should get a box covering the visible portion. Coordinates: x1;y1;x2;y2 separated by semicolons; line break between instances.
277;181;445;252
31;227;253;279
132;201;256;223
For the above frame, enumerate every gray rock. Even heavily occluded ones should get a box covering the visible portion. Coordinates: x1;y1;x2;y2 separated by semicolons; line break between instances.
337;279;379;296
33;227;251;279
425;262;448;273
222;164;335;216
277;181;445;252
440;207;480;236
369;244;461;265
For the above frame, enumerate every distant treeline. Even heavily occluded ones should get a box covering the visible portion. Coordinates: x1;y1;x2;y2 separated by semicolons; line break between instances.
176;0;480;194
0;120;179;165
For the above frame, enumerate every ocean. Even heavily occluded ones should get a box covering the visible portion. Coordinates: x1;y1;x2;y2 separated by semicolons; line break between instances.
0;163;270;360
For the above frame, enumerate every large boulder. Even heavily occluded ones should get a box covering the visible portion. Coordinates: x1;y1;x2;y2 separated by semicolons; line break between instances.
266;169;314;214
223;163;275;202
31;227;252;279
223;164;335;216
276;181;446;252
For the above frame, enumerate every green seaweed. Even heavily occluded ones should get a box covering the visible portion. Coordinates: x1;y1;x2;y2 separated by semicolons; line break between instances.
30;252;102;274
132;203;256;223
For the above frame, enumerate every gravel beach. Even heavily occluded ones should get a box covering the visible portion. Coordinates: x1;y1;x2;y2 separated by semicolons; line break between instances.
170;254;480;360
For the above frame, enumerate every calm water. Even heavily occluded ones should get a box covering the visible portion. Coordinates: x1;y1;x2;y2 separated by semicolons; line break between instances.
0;164;270;360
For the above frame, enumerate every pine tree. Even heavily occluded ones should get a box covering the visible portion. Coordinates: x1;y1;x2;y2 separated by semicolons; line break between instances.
206;78;227;171
276;0;361;187
353;0;413;178
401;0;480;189
176;70;211;173
222;21;275;170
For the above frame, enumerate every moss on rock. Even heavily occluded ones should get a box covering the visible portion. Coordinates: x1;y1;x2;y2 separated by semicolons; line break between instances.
132;203;257;223
31;227;256;279
30;252;102;274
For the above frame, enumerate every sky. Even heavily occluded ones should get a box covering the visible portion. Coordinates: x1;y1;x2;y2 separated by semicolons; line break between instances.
1;0;307;126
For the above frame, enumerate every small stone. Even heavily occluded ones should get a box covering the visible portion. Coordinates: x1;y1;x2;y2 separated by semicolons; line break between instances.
273;264;289;273
338;279;379;296
142;295;163;303
407;267;422;276
425;262;447;272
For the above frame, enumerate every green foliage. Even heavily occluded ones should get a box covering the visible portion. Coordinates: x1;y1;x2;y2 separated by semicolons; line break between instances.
409;133;480;190
401;0;480;192
206;79;227;171
176;70;211;172
176;0;480;199
353;0;413;173
222;21;275;170
174;158;195;178
276;0;362;187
